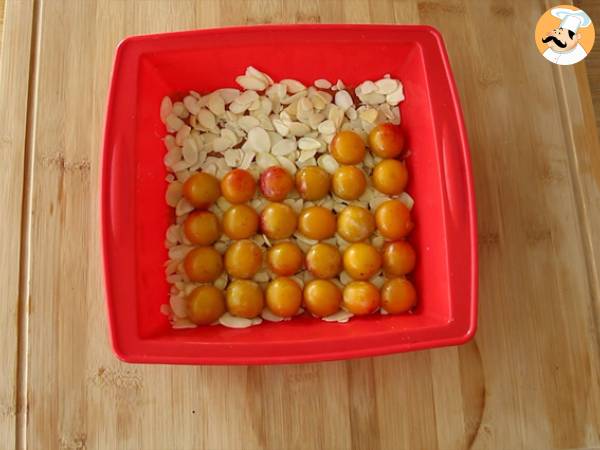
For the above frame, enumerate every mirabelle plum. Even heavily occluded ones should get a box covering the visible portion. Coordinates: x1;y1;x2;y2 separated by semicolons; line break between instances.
303;279;342;317
381;278;417;314
186;285;226;325
372;159;408;195
267;241;304;276
222;204;259;239
343;243;382;280
265;278;302;317
260;203;298;240
383;241;416;276
343;281;380;315
224;240;262;279
368;123;405;158
375;200;414;240
332;165;367;200
295;166;330;201
305;243;342;279
226;280;264;318
182;172;220;209
337;206;375;242
298;206;336;240
220;168;256;204
330;130;366;164
183;246;223;282
260;166;294;201
183;210;220;245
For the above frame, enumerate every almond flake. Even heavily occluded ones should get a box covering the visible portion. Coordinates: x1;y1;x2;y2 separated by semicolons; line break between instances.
236;75;268;91
272;138;297;156
281;79;306;94
160;96;173;123
256;153;279;170
314;79;332;89
183;95;200;115
322;310;353;323
217;88;241;104
219;313;253;328
165;113;185;132
375;78;399;95
298;137;321;151
334;90;353;111
238;116;260;132
276;156;297;174
317;154;339;174
247;127;271;152
385;84;404;105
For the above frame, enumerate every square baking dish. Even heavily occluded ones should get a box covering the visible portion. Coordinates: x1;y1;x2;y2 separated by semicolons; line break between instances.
101;24;478;364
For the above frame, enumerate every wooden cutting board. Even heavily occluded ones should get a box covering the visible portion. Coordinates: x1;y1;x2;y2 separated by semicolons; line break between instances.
1;0;600;449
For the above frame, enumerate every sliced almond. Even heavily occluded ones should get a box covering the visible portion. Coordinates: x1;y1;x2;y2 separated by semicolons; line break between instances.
219;313;253;329
273;118;290;137
172;319;197;329
238;115;260;132
184;95;200;115
317;119;336;135
272;138;297;156
360;92;386;105
399;192;414;209
281;79;306;94
358;80;376;95
287;122;311;137
197;108;217;130
214;273;228;290
248;127;271;153
160;96;173;123
245;66;272;85
172;102;189;118
375;78;399;95
164;147;182;168
328;105;344;129
334;90;353;111
276;155;297;174
182;141;198;165
266;83;287;101
281;90;307;106
317;154;339;174
345;107;357;120
298;149;317;163
298;137;321;151
322;310;353;323
206;92;225;116
176;197;194;216
168;244;193;260
256;153;279;170
314;79;332;89
261;308;285;322
224;149;243;167
235;75;268;91
165;113;185;132
386;84;405;105
253;271;270;283
260;97;273;115
240;150;256;169
217;88;241;104
237;90;259;105
211;137;232;152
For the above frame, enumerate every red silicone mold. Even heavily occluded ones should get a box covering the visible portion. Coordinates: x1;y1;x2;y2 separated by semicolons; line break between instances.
101;24;478;365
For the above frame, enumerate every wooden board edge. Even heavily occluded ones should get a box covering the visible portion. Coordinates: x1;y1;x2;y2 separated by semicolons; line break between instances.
0;0;36;448
554;61;600;361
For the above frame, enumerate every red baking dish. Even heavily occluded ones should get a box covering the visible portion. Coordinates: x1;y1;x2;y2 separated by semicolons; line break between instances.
101;24;478;365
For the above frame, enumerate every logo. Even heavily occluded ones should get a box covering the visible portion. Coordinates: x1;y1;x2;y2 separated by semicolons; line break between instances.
535;5;595;66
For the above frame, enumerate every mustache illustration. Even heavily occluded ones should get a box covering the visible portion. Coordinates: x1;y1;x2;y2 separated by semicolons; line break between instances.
542;35;567;48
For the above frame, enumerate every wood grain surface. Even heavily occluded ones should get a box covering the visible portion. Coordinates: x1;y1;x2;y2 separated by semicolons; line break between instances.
1;1;600;449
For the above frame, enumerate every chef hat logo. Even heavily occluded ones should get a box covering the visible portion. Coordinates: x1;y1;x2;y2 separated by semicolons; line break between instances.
551;7;592;33
534;5;595;66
